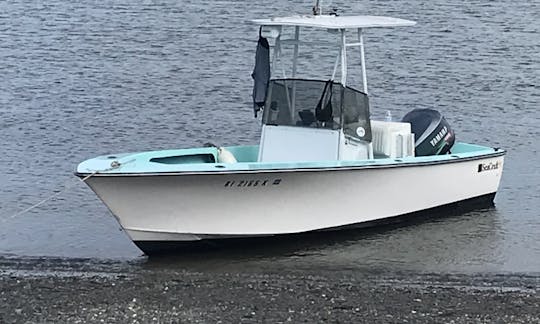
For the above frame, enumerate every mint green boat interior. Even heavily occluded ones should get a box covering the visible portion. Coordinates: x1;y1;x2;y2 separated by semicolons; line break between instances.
76;142;503;175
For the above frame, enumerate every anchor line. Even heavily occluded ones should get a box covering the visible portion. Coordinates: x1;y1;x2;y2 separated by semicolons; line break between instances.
0;159;134;223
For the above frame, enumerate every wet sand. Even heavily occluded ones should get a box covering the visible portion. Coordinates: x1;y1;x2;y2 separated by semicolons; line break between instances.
1;258;538;323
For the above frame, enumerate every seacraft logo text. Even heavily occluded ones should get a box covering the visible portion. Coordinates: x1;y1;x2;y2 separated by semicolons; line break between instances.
478;161;500;173
224;179;282;188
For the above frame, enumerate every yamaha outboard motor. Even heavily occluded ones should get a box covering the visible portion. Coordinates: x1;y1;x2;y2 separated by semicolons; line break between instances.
401;109;455;156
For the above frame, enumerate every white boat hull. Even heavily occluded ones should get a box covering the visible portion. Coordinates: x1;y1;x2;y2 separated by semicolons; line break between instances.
83;153;504;253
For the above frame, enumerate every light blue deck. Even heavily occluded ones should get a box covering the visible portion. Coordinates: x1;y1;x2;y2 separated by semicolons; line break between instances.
76;142;502;175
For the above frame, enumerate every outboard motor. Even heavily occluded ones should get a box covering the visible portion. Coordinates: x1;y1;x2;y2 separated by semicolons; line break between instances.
401;109;455;156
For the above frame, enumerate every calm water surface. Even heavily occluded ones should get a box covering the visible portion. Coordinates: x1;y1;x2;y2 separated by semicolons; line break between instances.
0;0;539;274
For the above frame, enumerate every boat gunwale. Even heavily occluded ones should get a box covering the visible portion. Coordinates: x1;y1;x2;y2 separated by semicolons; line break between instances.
75;149;505;178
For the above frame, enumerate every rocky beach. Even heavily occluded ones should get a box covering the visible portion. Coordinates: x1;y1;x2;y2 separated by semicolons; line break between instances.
1;258;538;323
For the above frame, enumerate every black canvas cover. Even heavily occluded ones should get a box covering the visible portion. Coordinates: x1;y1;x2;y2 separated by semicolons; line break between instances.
251;30;270;117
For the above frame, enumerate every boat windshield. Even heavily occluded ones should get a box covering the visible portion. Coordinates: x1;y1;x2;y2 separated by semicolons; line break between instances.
262;79;372;141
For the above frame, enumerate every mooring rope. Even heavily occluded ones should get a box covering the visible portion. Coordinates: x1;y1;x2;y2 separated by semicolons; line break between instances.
0;158;134;223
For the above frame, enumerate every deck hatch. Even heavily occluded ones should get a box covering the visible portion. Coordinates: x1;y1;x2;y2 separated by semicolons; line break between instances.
150;154;216;165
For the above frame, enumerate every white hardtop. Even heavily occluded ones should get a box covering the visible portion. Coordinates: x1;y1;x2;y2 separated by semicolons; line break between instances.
252;15;416;29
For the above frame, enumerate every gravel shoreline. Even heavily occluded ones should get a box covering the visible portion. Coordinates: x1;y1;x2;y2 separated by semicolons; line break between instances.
1;258;539;323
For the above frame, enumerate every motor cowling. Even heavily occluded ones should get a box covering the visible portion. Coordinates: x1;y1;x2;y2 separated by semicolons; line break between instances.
401;109;455;156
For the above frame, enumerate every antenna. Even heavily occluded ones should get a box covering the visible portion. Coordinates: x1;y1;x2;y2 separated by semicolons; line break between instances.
312;0;322;15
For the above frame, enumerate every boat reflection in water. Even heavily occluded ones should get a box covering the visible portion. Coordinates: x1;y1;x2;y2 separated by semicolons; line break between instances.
141;205;504;274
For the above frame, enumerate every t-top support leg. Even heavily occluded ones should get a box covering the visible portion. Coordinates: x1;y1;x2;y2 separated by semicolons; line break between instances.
358;28;368;94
